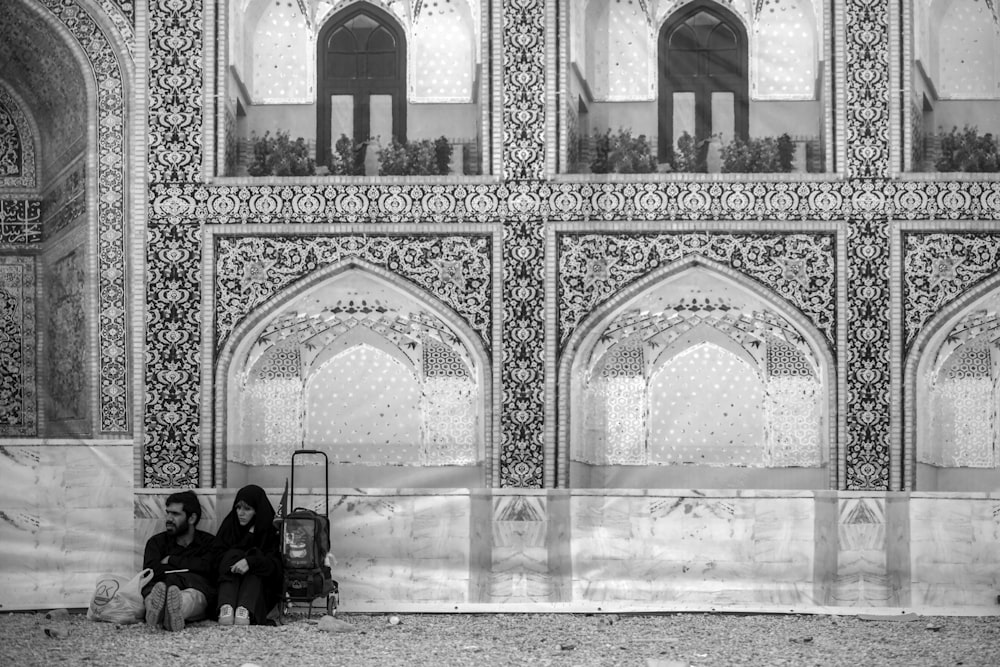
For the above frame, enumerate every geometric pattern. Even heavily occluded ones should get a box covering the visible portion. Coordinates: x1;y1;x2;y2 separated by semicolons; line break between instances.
0;256;36;435
557;233;836;348
902;233;1000;349
0;84;36;189
213;235;493;348
19;0;992;488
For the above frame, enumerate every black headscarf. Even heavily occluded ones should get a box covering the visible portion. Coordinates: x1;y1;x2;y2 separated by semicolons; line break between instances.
215;484;277;550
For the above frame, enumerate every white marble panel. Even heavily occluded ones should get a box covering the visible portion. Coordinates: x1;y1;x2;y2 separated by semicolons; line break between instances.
909;497;1000;606
0;445;133;610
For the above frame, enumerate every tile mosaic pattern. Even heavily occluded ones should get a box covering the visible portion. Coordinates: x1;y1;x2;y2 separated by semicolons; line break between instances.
0;257;36;436
902;233;1000;348
14;0;981;488
556;232;837;347
0;84;35;189
0;199;41;245
213;235;493;348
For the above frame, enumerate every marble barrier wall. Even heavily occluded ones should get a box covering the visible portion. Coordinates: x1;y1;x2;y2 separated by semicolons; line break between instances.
3;469;999;611
0;443;133;611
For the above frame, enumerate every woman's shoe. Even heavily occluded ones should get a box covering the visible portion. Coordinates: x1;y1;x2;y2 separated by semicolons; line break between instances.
234;606;250;626
218;604;234;626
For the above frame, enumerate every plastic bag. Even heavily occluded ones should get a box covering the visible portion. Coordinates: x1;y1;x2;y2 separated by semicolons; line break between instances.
86;569;154;624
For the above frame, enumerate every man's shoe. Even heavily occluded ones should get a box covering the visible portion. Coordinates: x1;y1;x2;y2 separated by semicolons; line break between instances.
234;606;250;626
218;604;234;626
164;586;185;632
145;582;166;628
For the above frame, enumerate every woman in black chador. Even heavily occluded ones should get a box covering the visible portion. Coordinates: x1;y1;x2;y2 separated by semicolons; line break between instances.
213;484;283;626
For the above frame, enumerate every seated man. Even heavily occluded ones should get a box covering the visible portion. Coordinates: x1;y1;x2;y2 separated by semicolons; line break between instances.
142;490;216;631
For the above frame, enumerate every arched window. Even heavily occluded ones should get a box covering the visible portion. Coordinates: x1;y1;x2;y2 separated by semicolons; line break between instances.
317;4;407;167
658;1;748;162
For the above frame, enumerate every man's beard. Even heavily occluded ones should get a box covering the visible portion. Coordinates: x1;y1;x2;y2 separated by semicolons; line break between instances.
165;517;189;535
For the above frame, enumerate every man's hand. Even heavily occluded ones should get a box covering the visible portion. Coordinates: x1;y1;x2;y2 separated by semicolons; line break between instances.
230;558;250;575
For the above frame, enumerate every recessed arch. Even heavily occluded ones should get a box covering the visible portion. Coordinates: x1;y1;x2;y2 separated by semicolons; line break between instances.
556;254;836;489
904;271;1000;491
0;0;133;444
211;257;491;488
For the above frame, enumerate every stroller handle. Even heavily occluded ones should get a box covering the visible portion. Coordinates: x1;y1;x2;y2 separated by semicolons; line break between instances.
290;449;329;517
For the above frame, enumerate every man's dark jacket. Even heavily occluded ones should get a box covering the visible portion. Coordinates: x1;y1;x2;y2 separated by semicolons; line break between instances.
141;529;217;600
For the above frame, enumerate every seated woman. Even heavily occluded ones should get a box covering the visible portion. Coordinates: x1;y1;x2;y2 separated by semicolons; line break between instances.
213;484;283;626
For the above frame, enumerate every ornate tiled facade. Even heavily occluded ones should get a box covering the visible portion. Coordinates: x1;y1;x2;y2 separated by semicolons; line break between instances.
3;0;999;491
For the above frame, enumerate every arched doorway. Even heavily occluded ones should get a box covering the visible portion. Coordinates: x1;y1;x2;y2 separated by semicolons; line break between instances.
658;1;749;164
316;3;407;168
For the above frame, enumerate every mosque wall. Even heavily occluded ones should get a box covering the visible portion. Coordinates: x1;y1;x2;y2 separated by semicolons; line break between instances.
0;0;999;613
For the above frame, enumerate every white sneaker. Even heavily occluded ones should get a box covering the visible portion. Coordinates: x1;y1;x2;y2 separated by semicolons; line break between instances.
234;606;250;626
218;604;234;626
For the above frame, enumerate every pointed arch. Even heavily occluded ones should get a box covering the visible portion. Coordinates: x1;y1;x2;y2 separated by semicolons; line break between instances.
316;1;408;165
658;0;750;160
211;257;491;487
905;272;1000;491
2;0;134;445
557;254;835;489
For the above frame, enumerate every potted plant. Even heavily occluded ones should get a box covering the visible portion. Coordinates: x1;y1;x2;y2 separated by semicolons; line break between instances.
589;128;657;174
328;134;365;176
719;133;795;173
663;131;710;173
377;136;454;176
246;130;315;177
934;125;1000;172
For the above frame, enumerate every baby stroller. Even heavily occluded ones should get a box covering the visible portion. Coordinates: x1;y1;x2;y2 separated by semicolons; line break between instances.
276;449;339;619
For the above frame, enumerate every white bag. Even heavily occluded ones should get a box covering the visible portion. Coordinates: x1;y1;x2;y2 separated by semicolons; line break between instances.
86;569;154;624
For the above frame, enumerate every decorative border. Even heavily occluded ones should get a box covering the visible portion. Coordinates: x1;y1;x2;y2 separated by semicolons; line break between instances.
502;0;545;179
0;256;37;436
96;0;135;50
37;0;129;433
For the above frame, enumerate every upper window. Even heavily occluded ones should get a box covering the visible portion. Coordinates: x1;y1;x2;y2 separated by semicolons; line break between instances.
557;0;834;176
903;0;1000;173
216;0;489;178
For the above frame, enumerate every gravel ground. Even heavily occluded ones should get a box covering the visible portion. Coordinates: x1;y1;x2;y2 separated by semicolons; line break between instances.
2;610;998;667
